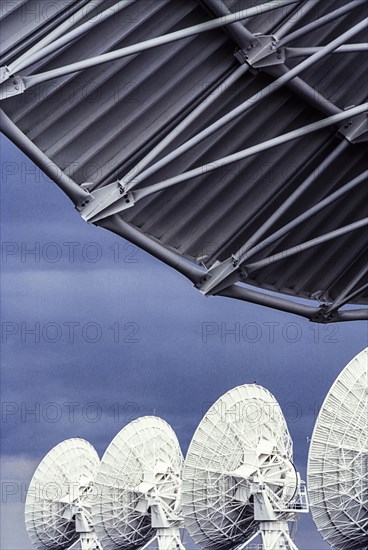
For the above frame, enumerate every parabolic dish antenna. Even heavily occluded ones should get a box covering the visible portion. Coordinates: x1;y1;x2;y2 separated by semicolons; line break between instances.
25;437;101;550
307;347;368;550
1;0;367;323
92;416;185;549
182;384;308;550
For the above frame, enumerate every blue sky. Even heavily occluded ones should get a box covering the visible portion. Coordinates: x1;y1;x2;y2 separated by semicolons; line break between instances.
1;135;367;549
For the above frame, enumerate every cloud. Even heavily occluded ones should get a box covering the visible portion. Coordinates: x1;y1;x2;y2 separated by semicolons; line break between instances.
1;137;365;549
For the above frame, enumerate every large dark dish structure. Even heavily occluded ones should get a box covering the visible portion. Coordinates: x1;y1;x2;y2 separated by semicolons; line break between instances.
1;0;367;323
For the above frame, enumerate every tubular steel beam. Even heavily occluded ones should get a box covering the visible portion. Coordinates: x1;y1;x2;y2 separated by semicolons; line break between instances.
116;1;330;194
199;0;341;121
198;0;260;49
333;309;368;322
124;19;367;193
0;0;298;97
335;283;368;307
264;65;341;116
277;0;367;47
98;215;367;323
285;44;368;58
96;213;368;322
200;157;364;295
1;0;106;81
218;284;320;320
236;142;349;262
0;109;89;204
132;104;368;200
245;219;368;273
202;140;348;270
98;215;204;283
7;0;137;76
238;166;367;261
118;64;249;189
85;65;250;221
326;266;368;313
273;0;321;39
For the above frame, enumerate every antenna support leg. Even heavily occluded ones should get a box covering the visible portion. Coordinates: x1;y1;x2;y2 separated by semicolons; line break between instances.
260;521;298;549
156;528;185;549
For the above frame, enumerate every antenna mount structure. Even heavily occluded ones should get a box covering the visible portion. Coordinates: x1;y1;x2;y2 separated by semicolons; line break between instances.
93;416;185;550
183;384;308;550
308;347;368;550
25;438;101;550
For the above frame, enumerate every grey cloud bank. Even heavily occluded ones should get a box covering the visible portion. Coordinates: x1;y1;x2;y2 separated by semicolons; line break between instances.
1;136;366;549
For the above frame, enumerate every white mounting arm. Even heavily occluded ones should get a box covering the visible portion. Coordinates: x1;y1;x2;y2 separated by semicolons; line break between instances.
136;462;186;549
61;483;102;550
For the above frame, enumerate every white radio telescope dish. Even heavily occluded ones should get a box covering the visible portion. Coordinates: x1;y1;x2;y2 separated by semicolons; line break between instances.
92;416;185;549
182;384;308;549
25;438;101;550
308;347;368;550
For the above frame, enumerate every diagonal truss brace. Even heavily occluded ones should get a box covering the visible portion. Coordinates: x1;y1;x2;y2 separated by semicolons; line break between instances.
120;18;367;198
326;266;368;314
202;218;368;300
0;0;298;100
78;103;367;225
237;41;368;69
232;0;367;69
2;0;367;324
277;0;366;47
285;44;368;57
1;0;137;79
243;219;368;274
132;104;368;201
199;167;367;295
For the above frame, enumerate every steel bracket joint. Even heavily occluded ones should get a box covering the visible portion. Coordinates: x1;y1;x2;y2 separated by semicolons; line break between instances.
77;181;134;222
339;111;368;143
197;256;241;295
0;75;25;100
235;35;285;69
0;66;10;84
311;304;336;324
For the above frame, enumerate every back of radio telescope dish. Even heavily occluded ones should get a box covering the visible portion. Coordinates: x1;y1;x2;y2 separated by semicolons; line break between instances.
308;347;368;550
